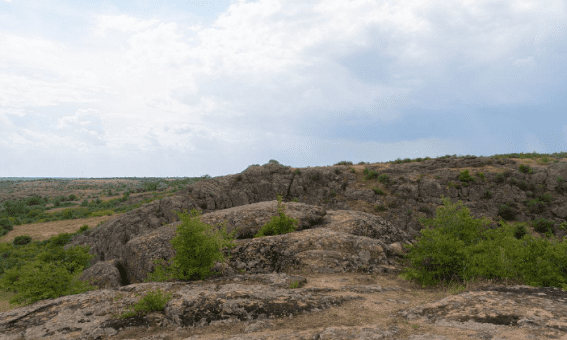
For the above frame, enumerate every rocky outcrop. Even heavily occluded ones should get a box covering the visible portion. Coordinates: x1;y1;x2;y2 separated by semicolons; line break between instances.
3;155;567;340
72;200;414;288
64;157;567;279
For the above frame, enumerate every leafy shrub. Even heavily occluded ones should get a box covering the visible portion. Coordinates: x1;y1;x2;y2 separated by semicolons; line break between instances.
494;173;506;183
531;218;556;235
80;199;89;207
13;235;32;246
254;194;299;238
3;200;29;216
25;196;46;207
112;287;174;319
399;196;495;286
513;224;528;240
144;208;238;283
46;232;76;248
0;218;14;237
68;194;77;201
458;170;477;185
78;225;89;234
377;174;389;184
0;259;98;307
497;203;517;221
363;168;379;180
372;188;386;195
518;164;534;174
398;195;567;290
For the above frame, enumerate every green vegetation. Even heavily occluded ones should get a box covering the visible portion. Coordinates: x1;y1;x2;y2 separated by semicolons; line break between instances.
398;195;567;292
254;193;299;237
0;228;98;307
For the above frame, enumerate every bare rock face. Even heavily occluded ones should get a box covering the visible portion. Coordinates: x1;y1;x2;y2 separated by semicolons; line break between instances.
3;157;567;339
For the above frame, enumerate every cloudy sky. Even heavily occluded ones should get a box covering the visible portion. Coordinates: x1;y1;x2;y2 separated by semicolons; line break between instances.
1;0;566;178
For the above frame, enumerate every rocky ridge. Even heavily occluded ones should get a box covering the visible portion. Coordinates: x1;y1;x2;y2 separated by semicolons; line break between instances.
1;155;567;339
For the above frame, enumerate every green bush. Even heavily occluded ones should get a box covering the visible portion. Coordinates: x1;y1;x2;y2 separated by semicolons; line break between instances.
25;196;46;207
3;200;29;216
111;287;174;319
13;235;32;246
0;218;14;237
531;218;556;235
144;208;239;283
513;224;528;240
0;260;98;307
0;238;97;307
254;194;298;238
78;225;89;234
398;195;567;290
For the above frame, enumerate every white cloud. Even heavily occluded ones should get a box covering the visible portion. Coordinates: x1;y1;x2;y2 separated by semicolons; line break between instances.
91;14;160;37
1;0;566;177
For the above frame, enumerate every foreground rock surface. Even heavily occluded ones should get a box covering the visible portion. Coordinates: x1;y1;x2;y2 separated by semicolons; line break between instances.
2;155;567;339
3;271;567;340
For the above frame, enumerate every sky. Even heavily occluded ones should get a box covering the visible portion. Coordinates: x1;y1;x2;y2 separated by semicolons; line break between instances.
1;0;566;179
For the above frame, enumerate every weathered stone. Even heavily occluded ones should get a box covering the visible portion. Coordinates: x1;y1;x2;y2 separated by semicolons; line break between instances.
77;258;123;289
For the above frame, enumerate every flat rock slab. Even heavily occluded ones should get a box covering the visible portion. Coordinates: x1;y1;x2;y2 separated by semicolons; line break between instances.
3;272;567;340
